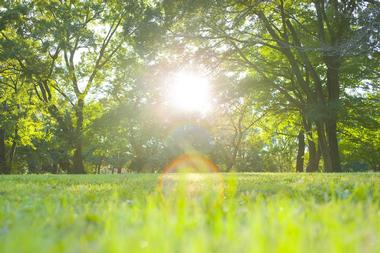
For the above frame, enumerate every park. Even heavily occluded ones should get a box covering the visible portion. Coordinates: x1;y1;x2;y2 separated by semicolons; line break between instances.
0;0;379;252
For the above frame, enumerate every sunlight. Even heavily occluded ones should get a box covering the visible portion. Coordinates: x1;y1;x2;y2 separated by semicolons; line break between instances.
167;71;212;114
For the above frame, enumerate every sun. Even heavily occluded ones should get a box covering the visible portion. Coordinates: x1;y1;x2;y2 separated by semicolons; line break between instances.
167;71;212;114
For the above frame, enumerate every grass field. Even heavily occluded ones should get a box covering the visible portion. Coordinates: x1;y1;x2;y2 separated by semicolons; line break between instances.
1;173;380;253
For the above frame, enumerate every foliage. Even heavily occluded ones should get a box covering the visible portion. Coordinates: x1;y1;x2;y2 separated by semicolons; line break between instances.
0;0;379;173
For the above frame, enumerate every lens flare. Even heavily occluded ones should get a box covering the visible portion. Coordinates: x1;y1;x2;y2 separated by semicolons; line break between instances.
158;154;224;204
162;154;218;173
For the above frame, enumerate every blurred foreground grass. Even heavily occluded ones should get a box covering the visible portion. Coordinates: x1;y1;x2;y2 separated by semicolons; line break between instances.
0;173;380;253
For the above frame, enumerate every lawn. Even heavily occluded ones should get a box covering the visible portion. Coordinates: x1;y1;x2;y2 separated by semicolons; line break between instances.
0;173;380;253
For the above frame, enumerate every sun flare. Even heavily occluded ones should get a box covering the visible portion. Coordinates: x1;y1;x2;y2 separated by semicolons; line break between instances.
167;71;212;114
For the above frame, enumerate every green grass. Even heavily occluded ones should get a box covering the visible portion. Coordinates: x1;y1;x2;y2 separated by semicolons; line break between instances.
1;173;380;253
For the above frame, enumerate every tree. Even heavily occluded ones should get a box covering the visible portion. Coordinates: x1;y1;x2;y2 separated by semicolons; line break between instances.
0;0;378;174
162;0;380;172
1;1;163;173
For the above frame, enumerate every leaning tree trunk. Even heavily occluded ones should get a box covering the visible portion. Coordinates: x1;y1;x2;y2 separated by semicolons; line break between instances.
8;125;18;171
296;130;305;172
325;58;341;172
71;99;86;174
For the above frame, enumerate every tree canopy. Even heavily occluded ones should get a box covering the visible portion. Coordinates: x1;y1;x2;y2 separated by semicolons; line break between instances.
0;0;379;174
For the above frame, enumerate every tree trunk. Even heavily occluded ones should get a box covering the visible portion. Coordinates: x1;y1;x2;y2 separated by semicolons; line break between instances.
71;99;86;174
306;139;318;172
117;153;122;174
59;161;70;173
72;144;85;174
8;125;18;171
50;163;58;174
316;121;332;172
228;132;242;171
296;130;305;172
0;128;10;174
302;117;318;172
316;147;321;169
326;59;341;172
96;160;102;174
326;119;340;172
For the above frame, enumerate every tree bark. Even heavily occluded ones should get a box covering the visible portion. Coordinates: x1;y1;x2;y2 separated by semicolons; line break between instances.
72;145;85;173
302;118;318;172
316;121;332;172
59;161;70;173
228;131;242;172
296;130;305;172
51;163;58;174
306;139;318;172
325;57;341;172
71;99;86;174
0;128;10;174
96;160;102;174
8;125;18;170
326;119;340;172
